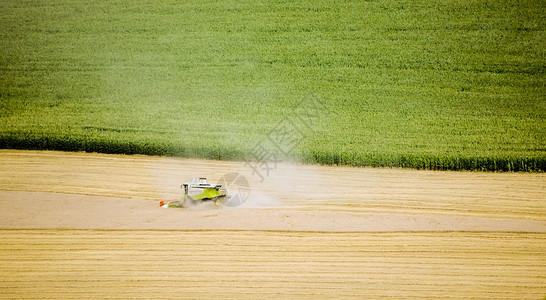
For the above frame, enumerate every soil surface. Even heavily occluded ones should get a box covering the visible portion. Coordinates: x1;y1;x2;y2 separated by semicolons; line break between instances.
1;150;544;299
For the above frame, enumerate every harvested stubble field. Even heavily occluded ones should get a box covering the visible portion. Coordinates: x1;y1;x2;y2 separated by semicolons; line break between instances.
1;230;544;299
0;150;545;299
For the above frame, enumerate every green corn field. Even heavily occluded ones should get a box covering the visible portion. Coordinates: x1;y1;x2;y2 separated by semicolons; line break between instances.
0;0;544;171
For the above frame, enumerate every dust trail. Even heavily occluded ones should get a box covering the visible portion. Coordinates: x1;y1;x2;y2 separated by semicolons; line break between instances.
238;192;283;208
230;162;321;208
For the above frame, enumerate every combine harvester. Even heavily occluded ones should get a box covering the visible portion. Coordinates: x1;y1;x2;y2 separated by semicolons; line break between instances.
160;177;228;208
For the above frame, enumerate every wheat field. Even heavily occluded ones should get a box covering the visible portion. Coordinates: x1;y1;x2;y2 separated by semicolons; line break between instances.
0;150;544;299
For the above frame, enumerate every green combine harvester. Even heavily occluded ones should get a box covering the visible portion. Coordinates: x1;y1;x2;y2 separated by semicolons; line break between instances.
160;177;228;208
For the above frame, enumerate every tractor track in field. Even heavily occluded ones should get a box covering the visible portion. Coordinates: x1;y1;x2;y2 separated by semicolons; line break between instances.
0;150;545;299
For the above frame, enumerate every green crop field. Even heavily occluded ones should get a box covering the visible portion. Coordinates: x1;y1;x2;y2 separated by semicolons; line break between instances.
1;0;544;171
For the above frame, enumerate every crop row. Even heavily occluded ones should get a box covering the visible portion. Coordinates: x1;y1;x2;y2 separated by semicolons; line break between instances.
2;133;544;172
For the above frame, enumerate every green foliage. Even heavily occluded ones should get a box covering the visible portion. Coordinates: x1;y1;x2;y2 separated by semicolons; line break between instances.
0;0;544;171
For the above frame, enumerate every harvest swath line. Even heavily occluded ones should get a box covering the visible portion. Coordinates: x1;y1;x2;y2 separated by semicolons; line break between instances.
1;230;544;299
